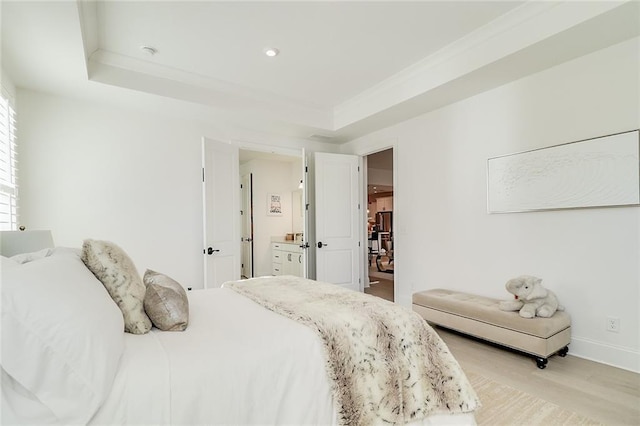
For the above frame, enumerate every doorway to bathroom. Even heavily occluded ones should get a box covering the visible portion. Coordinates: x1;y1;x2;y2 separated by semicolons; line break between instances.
239;149;303;279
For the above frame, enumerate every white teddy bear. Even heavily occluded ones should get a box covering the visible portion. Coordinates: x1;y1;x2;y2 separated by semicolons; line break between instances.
498;275;564;318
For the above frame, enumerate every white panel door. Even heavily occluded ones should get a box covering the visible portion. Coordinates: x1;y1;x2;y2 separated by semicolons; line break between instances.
315;152;360;291
202;138;240;288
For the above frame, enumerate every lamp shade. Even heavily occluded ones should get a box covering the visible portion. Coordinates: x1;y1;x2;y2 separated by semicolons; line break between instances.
0;230;54;257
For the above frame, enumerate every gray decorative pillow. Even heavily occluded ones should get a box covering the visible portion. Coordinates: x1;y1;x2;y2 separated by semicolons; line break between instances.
143;270;189;331
81;239;151;334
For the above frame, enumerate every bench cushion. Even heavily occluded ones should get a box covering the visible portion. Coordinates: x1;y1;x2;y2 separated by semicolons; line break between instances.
413;289;571;339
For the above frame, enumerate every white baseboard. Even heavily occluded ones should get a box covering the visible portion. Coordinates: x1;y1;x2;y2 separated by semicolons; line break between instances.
569;336;640;373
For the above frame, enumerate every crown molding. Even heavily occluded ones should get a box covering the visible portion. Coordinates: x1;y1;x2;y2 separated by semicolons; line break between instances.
333;1;629;130
87;50;333;131
75;0;634;142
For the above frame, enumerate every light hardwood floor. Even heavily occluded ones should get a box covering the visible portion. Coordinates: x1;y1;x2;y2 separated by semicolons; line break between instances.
364;277;394;301
362;271;639;425
435;326;640;425
365;260;395;301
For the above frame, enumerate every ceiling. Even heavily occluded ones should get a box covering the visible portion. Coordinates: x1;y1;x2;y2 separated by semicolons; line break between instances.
93;1;521;109
2;1;638;144
367;149;393;195
367;149;393;171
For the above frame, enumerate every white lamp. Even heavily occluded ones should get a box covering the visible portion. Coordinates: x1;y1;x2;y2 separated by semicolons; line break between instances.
0;230;54;257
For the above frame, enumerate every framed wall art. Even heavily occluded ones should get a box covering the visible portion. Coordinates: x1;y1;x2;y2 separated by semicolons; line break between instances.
267;193;283;216
487;130;640;213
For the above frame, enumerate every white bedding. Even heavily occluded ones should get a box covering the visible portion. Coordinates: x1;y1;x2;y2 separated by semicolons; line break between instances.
90;288;335;425
2;247;475;425
90;288;476;425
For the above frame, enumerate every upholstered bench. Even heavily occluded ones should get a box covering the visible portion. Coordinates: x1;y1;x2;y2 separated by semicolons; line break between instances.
413;289;571;369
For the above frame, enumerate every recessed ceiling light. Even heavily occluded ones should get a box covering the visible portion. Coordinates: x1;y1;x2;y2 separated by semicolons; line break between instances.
140;46;157;56
263;47;279;57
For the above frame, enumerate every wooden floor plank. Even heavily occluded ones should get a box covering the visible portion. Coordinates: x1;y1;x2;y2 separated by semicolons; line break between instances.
435;326;640;425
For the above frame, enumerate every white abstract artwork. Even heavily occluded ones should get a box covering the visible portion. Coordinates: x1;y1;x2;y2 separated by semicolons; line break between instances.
487;130;639;213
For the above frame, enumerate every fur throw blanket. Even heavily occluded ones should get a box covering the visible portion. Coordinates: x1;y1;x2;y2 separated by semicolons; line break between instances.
225;276;479;426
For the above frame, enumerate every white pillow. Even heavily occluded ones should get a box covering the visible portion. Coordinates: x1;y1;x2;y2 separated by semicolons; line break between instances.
10;247;53;264
1;255;18;269
1;249;125;424
81;239;152;334
1;367;57;425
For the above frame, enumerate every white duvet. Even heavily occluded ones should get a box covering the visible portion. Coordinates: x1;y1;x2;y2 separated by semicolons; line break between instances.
90;288;475;425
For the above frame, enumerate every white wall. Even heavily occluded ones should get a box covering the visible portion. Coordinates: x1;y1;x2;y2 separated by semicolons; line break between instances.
343;37;640;372
16;89;334;290
240;158;301;276
1;67;16;99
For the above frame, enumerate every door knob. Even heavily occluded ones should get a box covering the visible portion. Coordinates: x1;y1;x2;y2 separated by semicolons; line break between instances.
317;241;328;248
206;247;220;255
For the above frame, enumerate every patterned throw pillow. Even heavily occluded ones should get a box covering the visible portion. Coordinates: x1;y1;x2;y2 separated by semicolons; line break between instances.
143;269;189;331
81;239;151;334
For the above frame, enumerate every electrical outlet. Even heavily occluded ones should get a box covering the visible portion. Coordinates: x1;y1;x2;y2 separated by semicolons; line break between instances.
606;317;620;333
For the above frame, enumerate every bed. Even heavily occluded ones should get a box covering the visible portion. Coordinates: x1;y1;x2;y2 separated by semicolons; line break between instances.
1;240;479;425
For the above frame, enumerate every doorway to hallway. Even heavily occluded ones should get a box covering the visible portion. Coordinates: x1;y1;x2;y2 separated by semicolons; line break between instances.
364;148;394;302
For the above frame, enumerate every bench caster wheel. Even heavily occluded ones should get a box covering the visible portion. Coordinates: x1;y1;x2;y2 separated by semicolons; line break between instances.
536;357;548;369
558;346;569;357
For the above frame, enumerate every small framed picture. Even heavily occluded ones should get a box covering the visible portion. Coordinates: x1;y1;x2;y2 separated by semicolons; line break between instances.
267;193;282;216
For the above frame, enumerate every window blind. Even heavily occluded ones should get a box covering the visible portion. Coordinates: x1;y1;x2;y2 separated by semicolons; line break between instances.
0;90;18;230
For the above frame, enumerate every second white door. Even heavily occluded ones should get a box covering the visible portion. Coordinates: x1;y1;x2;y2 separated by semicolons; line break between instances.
314;152;360;291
